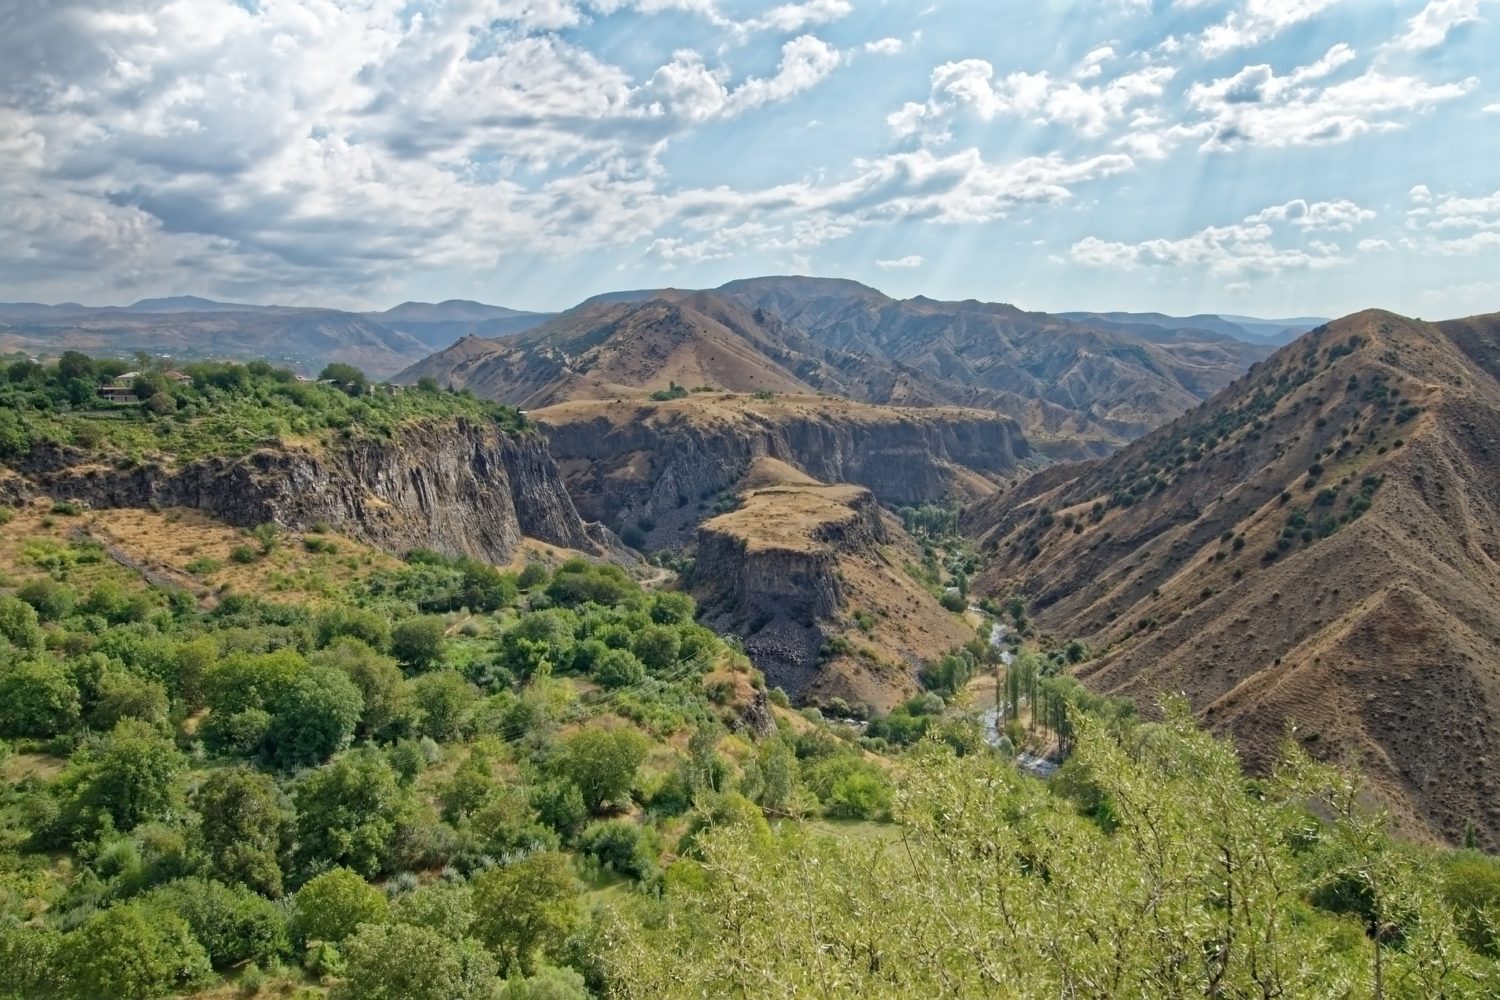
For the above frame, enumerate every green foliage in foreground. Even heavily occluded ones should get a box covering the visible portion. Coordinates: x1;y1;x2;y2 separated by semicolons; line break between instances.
0;519;1496;997
0;524;908;998
0;351;526;463
606;706;1500;998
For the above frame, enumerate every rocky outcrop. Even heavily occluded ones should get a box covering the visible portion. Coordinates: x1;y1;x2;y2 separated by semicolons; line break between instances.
693;485;885;697
6;419;594;565
537;396;1029;547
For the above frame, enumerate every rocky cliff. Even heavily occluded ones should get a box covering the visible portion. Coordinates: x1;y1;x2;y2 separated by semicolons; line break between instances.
694;481;971;709
535;394;1030;548
3;419;594;565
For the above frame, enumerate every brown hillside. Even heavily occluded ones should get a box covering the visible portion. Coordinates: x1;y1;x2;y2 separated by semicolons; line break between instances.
965;309;1500;848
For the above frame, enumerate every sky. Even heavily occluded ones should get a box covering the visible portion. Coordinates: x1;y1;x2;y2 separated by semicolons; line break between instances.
1;0;1496;319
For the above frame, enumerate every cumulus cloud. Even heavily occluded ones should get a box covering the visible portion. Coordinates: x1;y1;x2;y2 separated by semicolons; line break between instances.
890;57;1174;140
1246;198;1375;230
876;255;924;269
864;37;905;55
1197;0;1344;56
1162;47;1477;151
1069;198;1362;276
0;0;865;302
1394;0;1484;51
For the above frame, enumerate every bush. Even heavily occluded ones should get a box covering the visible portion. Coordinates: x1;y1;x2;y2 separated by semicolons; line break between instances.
230;545;259;564
16;578;75;621
577;820;658;880
58;903;212;999
293;867;390;945
0;659;81;737
593;648;646;689
392;616;448;671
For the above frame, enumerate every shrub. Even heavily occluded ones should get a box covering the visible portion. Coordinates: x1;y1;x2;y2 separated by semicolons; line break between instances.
293;867;390;945
577;820;658;880
230;545;258;564
16;578;75;621
57;903;212;999
593;648;646;689
392;616;448;671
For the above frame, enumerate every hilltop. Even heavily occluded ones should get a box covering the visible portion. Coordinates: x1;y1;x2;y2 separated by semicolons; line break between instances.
964;308;1500;848
397;276;1271;453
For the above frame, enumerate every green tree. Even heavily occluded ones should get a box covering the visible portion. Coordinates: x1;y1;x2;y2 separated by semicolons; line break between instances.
266;664;364;767
0;659;81;737
16;578;75;621
392;615;448;671
57;903;211;1000
0;595;43;653
631;624;681;672
593;647;645;689
0;921;63;999
194;767;292;897
312;638;410;739
336;922;499;1000
87;669;169;730
410;670;474;741
293;867;389;945
319;362;369;395
143;877;290;969
553;725;648;813
392;880;475;939
294;748;407;877
472;852;582;976
45;719;185;846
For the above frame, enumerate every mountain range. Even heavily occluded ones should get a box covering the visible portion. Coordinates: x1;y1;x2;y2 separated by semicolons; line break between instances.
1;283;1318;392
397;277;1302;455
0;297;552;377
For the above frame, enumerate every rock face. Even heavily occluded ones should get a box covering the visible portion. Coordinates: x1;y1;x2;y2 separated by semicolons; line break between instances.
695;485;884;696
535;394;1029;547
7;419;593;565
693;483;971;708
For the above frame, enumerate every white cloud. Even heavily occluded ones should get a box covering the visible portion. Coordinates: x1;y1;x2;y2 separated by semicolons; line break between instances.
1247;198;1375;230
1357;238;1393;252
1484;102;1500;113
876;254;924;269
724;35;842;112
1070;199;1359;276
1180;52;1475;150
1394;0;1484;51
891;57;1173;140
1197;0;1344;56
864;37;905;55
741;0;853;34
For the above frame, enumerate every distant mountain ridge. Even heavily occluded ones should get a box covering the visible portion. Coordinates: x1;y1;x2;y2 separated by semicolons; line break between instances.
1058;310;1326;346
398;276;1275;454
0;295;552;376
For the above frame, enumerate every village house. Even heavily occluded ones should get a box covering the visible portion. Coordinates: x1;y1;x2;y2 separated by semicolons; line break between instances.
97;372;141;404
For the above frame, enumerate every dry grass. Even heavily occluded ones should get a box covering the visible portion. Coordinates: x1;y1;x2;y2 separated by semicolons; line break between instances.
702;483;867;554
